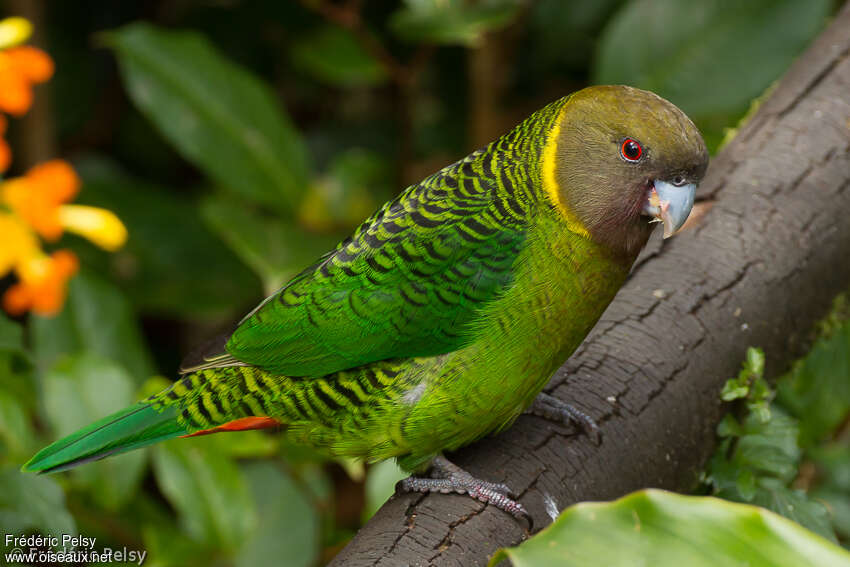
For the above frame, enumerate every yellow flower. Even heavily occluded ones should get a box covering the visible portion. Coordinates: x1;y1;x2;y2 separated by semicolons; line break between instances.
0;160;128;316
58;205;127;251
1;159;127;249
0;212;39;276
0;17;32;50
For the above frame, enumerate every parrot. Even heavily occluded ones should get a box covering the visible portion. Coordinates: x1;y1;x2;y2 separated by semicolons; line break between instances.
23;85;708;519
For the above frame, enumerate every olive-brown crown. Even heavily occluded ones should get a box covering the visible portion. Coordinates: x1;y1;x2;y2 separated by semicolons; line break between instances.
552;85;708;257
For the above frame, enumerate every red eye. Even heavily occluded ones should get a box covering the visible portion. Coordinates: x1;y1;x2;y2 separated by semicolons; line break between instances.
620;138;642;161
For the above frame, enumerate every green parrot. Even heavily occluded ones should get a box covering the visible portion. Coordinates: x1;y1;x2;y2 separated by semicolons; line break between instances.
24;85;708;519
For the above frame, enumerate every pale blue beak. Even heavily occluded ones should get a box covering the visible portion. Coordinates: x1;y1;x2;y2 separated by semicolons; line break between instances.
642;179;696;238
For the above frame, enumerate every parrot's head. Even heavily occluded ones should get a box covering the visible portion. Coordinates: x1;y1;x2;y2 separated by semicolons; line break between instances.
549;85;709;257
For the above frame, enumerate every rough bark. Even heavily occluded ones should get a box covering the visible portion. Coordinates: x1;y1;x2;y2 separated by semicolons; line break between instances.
330;6;850;565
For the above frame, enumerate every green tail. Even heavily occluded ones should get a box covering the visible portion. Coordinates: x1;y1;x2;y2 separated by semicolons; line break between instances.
22;402;187;474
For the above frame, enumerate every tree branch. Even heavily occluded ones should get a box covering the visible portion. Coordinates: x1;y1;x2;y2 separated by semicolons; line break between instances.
330;3;850;565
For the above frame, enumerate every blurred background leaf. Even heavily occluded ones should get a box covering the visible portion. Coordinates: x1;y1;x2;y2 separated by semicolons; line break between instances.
30;271;155;383
152;439;254;551
390;0;523;46
0;466;76;543
594;0;833;150
102;23;310;214
291;25;388;88
200;194;331;294
236;461;319;567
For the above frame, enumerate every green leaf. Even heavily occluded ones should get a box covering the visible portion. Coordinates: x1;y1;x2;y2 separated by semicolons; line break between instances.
30;270;155;384
236;462;318;567
73;156;262;320
390;0;522;46
777;321;850;446
705;406;837;539
490;490;850;567
201;194;333;294
0;312;23;353
594;0;832;150
0;314;35;410
142;520;218;567
0;465;76;540
363;460;407;520
734;409;799;482
291;26;388;87
152;439;254;551
808;443;850;542
0;390;35;459
41;353;147;510
750;478;835;542
103;23;310;213
708;408;800;494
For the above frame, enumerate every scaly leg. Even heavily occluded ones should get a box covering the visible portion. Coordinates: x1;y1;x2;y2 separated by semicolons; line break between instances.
399;455;528;521
526;392;601;444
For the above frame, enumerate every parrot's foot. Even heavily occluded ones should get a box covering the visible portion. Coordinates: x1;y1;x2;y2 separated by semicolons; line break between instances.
399;455;529;523
527;392;601;444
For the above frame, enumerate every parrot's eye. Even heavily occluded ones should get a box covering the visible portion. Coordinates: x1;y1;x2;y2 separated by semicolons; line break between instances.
620;138;643;162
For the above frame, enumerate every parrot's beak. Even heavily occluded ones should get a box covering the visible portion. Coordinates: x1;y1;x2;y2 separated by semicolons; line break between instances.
642;179;696;238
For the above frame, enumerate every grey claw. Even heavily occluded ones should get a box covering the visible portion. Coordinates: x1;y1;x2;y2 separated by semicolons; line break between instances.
398;455;528;526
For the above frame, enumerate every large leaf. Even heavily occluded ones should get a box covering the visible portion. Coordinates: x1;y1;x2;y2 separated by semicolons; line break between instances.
201;194;333;294
236;462;319;567
0;466;76;540
30;270;155;384
103;23;310;213
594;0;832;150
41;353;147;511
490;490;850;567
73;156;261;319
152;439;254;551
390;0;522;46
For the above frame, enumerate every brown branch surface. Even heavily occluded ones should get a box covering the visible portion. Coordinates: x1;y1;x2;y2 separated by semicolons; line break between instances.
330;5;850;565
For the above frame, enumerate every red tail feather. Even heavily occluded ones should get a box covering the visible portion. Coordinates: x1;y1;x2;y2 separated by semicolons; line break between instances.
180;416;280;438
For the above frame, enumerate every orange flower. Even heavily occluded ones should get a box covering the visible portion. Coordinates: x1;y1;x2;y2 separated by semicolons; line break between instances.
0;160;127;316
0;45;53;116
2;159;80;240
2;249;78;316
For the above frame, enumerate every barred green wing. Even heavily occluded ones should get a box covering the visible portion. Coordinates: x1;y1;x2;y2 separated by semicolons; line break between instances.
225;152;532;376
218;97;567;377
